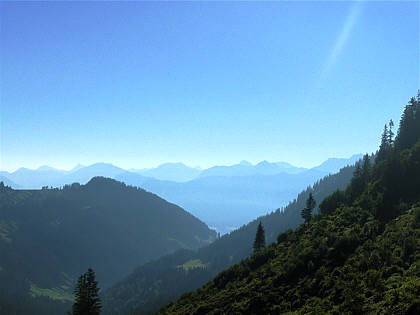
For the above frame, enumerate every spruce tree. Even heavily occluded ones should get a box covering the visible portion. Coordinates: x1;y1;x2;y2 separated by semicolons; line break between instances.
253;222;266;253
377;124;389;161
71;268;101;315
388;119;394;145
301;192;316;224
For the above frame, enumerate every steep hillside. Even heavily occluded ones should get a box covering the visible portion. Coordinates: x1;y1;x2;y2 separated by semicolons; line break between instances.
162;204;420;314
160;95;420;314
0;177;216;315
102;163;356;314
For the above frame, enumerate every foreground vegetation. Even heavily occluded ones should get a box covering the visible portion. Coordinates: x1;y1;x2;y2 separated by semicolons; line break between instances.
161;94;420;314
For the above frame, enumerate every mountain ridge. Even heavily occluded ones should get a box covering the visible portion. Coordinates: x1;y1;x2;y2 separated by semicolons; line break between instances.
0;177;216;314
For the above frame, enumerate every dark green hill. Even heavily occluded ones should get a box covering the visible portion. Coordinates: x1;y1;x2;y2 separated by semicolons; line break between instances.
160;94;420;314
102;161;356;314
0;177;216;315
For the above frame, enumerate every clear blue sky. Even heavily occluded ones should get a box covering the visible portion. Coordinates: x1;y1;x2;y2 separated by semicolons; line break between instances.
1;1;419;172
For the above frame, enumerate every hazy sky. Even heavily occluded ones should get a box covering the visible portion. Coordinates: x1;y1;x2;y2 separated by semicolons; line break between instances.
1;1;419;172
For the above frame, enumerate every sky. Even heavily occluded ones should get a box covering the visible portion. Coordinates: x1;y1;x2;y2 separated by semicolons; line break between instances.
1;1;419;172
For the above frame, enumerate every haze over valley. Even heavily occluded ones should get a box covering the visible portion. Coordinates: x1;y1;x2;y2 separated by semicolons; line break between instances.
1;155;361;233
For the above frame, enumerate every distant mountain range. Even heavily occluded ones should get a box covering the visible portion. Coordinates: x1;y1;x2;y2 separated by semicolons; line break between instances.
1;155;362;188
197;160;308;178
0;155;362;232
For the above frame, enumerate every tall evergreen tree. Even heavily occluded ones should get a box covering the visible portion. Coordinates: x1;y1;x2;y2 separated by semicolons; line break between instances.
301;192;316;224
388;119;395;144
253;222;266;253
71;268;101;315
377;124;389;161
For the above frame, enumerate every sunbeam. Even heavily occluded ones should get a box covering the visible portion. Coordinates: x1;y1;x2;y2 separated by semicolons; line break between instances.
319;1;363;83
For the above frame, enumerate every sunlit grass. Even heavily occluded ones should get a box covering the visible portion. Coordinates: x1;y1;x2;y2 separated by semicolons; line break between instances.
177;259;208;271
29;282;74;302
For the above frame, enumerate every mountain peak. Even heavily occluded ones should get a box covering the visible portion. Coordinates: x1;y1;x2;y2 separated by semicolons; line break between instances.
256;160;271;166
36;165;58;171
312;154;363;174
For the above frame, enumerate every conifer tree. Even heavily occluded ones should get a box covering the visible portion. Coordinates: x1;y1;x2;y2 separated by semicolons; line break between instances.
377;124;389;161
388;119;394;145
301;192;316;224
71;268;101;315
253;222;266;253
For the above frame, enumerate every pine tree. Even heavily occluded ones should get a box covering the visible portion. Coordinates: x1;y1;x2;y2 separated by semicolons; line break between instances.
71;268;101;315
253;222;266;253
301;192;316;224
388;119;394;145
377;124;389;161
86;268;101;314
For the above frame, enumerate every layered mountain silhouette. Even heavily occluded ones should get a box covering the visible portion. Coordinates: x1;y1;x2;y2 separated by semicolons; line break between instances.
1;155;361;189
1;156;362;233
117;169;330;233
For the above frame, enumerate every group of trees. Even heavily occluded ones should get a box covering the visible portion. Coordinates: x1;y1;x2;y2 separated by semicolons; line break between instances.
377;119;395;160
395;92;420;150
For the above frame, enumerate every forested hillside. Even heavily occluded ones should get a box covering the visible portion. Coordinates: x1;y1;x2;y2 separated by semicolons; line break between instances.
102;159;356;314
161;95;420;314
0;177;216;314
